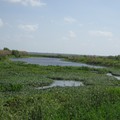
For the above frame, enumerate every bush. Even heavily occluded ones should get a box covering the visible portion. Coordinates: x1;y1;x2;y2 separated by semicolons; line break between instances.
12;50;21;58
12;50;28;58
0;50;11;61
3;47;10;51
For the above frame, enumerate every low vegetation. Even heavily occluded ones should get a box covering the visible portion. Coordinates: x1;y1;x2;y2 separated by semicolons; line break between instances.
0;47;28;61
0;49;120;119
65;55;120;68
0;56;120;119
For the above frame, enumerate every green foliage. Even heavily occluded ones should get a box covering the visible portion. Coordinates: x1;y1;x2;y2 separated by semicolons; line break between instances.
3;47;10;51
12;50;21;57
0;55;8;61
0;47;28;60
28;105;43;120
0;50;11;61
28;53;120;68
0;87;120;120
0;60;120;119
11;50;28;58
0;83;23;92
65;55;120;68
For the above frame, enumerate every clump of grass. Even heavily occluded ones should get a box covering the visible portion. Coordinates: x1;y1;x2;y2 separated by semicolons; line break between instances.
0;83;23;92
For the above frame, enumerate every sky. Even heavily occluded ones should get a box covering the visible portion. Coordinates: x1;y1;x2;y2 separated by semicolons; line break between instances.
0;0;120;56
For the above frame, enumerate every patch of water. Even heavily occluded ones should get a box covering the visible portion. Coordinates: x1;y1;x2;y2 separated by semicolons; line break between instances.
36;80;84;90
107;73;120;80
11;57;103;68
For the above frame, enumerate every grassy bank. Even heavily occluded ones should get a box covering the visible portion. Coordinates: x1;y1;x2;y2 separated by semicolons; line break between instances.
65;55;120;68
0;60;120;119
29;52;120;68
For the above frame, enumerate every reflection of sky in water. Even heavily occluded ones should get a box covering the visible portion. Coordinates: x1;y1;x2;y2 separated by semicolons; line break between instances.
37;80;84;90
11;57;103;68
107;73;120;80
51;80;83;87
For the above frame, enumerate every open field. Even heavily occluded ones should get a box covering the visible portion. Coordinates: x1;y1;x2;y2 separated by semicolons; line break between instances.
0;57;120;119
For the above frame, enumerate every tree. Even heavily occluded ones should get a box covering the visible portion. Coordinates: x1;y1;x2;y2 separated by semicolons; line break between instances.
3;47;10;51
12;50;21;58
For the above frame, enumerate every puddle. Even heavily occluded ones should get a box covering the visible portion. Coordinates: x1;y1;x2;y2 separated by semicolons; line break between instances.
107;73;120;80
36;80;84;90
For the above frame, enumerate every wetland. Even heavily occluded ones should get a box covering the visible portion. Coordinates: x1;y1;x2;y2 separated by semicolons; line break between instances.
0;53;120;120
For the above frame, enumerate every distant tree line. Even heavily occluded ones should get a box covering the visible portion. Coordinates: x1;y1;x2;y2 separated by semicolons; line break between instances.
0;47;28;60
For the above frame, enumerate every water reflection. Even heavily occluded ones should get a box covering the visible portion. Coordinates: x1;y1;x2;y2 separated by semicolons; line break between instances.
107;73;120;80
36;80;84;90
11;57;103;68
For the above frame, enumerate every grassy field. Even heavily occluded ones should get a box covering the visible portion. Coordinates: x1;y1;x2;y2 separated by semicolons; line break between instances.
0;57;120;119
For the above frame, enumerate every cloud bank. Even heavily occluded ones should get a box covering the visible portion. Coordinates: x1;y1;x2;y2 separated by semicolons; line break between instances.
6;0;46;7
64;17;77;24
18;24;39;32
89;30;113;38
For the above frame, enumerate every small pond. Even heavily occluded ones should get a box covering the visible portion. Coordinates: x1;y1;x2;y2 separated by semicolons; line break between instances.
36;80;84;90
11;57;103;68
107;73;120;80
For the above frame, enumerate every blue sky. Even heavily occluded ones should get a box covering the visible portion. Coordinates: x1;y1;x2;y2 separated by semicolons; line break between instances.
0;0;120;55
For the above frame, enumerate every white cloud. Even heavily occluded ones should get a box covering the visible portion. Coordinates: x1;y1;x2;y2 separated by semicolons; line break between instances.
18;24;39;32
89;30;113;37
62;31;77;40
6;0;46;7
69;31;77;38
64;17;77;24
0;18;4;27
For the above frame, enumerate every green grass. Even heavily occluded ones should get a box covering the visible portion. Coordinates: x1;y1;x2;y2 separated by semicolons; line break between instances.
65;55;120;68
0;60;120;120
1;87;120;120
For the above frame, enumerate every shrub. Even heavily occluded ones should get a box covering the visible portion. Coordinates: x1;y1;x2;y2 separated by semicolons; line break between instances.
0;50;11;61
12;50;21;58
3;47;10;51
